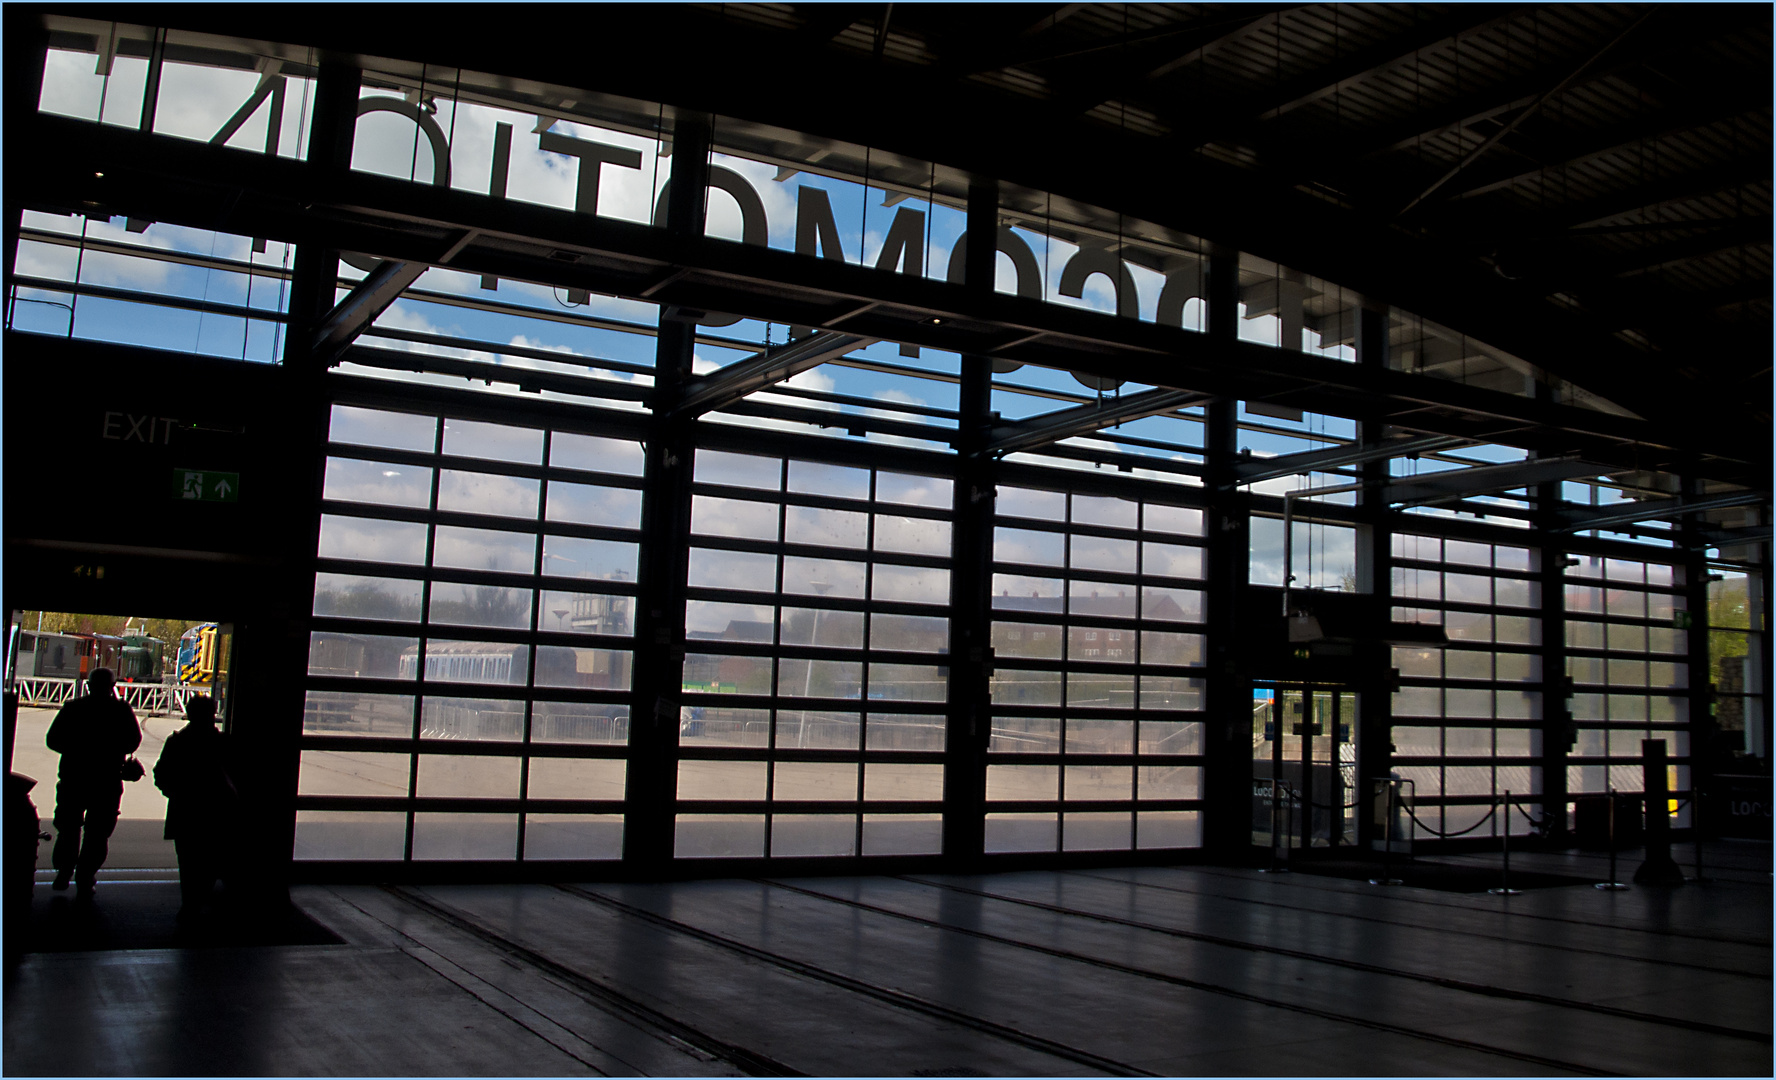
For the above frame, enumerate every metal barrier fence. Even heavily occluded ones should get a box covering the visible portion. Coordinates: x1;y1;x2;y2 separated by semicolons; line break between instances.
12;677;202;716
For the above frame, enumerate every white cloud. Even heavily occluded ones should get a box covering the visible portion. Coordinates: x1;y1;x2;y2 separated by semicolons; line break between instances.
873;388;927;407
784;367;835;394
508;333;574;355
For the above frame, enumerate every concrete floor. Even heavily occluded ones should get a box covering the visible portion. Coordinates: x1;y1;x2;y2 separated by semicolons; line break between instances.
4;845;1770;1076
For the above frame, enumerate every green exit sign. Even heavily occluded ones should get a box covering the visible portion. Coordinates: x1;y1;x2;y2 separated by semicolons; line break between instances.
1674;610;1693;630
173;468;239;503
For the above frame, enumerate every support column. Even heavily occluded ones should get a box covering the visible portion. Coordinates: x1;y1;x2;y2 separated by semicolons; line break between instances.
1354;303;1395;851
281;61;360;359
1680;475;1718;805
1201;244;1251;857
626;111;712;873
256;60;362;898
942;178;999;869
1536;475;1571;841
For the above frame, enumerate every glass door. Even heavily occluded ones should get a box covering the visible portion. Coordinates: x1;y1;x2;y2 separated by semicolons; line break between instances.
1252;683;1357;853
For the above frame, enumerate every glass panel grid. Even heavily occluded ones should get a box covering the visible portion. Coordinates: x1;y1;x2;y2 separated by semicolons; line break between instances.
989;486;1209;853
1389;535;1549;838
677;451;952;858
1561;554;1693;813
299;403;640;862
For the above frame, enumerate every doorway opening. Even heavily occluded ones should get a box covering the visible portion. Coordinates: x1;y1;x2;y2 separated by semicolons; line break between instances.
7;609;233;874
1251;683;1358;858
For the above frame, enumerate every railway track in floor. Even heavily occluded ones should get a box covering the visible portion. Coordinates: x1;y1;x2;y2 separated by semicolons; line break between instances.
376;881;1145;1076
1062;867;1773;979
366;877;1767;1078
377;882;1156;1076
564;880;1625;1076
891;874;1772;1041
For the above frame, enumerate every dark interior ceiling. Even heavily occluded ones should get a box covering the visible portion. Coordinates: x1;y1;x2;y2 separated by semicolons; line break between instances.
48;4;1776;475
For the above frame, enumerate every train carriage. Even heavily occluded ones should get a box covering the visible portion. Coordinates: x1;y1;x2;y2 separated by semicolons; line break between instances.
10;630;84;680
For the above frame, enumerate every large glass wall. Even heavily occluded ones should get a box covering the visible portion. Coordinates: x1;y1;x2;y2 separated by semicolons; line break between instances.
1390;534;1547;839
296;403;640;862
1564;553;1693;825
677;448;953;859
16;20;1757;875
986;481;1209;853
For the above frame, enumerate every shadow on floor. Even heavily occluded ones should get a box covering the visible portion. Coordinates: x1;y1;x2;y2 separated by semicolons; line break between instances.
13;880;342;956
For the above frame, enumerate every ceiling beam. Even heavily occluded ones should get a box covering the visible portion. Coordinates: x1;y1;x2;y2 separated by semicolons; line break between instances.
1545;157;1768;233
672;331;876;418
985;386;1213;457
1344;5;1763;168
1258;6;1530;125
1555;491;1769;533
1016;3;1087;39
1697;277;1774;315
1443;100;1770;203
939;2;1100;79
1144;7;1289;80
1453;156;1770;250
311;229;476;364
1133;7;1532;157
312;259;426;364
1002;7;1295;115
1228;434;1470;487
1395;7;1661;219
1605;221;1772;279
792;4;869;46
1383;456;1605;507
1493;218;1771;306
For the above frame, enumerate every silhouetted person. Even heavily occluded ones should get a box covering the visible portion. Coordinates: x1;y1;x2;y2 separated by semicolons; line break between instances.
45;668;142;898
153;695;237;919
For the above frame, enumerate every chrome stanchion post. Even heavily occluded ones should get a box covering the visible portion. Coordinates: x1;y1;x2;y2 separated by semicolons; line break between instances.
1489;790;1521;896
1371;778;1403;886
1595;785;1629;890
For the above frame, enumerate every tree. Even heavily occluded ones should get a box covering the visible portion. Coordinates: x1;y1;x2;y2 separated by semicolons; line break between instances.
13;612;210;644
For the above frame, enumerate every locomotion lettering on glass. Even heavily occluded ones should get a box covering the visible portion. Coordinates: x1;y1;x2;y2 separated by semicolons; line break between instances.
35;33;1562;409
